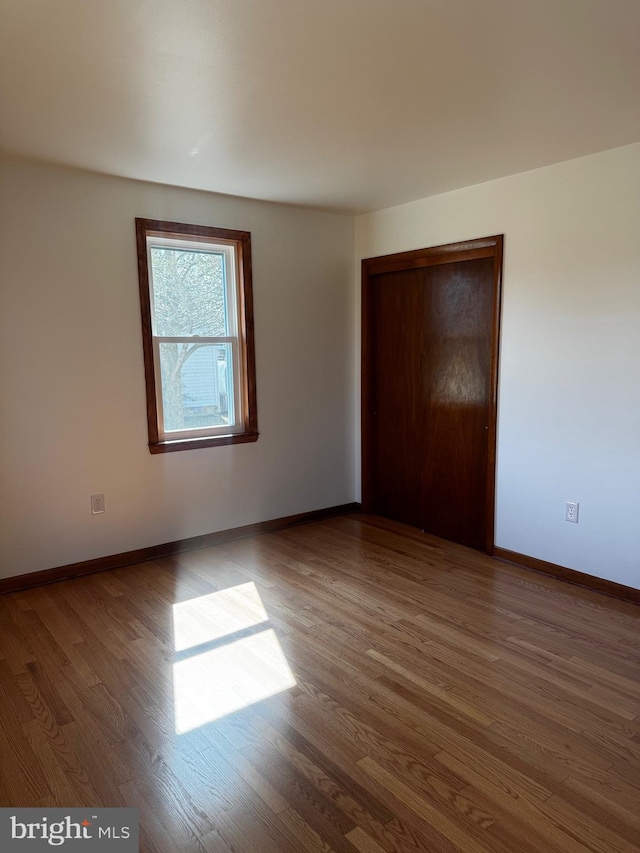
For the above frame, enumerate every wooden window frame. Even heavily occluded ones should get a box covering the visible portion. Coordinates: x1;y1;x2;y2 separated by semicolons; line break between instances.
135;218;258;454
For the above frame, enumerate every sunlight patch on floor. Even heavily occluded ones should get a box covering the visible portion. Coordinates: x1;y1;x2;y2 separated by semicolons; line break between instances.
172;583;296;732
172;581;269;651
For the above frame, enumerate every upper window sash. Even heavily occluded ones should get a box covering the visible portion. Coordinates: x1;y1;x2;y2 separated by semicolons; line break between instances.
146;234;239;339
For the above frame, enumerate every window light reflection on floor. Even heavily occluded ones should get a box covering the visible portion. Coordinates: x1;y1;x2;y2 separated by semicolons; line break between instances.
172;581;269;651
172;582;296;732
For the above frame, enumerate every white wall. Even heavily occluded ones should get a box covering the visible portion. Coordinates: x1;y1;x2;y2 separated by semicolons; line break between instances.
356;143;640;590
0;161;355;578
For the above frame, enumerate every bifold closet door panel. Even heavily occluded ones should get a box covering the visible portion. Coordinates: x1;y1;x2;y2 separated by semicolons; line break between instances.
370;268;425;527
421;257;495;549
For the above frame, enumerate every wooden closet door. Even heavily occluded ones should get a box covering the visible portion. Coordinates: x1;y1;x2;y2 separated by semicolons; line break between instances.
370;268;426;527
362;237;502;553
420;257;495;550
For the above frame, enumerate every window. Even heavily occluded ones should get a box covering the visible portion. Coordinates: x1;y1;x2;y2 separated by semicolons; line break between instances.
135;219;258;453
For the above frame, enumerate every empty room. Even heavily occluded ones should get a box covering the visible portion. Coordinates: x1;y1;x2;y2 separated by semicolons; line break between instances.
1;1;639;851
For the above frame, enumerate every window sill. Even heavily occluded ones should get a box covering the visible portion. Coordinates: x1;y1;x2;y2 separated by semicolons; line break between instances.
149;432;259;454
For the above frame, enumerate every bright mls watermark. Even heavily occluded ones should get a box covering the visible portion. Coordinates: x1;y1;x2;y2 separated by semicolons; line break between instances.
0;809;138;851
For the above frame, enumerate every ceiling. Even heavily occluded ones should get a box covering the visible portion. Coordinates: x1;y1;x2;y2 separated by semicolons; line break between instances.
1;0;639;214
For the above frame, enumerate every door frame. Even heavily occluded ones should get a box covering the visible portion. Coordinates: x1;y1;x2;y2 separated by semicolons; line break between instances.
361;235;504;555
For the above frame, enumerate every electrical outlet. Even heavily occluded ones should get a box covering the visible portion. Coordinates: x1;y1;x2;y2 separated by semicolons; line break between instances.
91;494;105;515
565;501;579;523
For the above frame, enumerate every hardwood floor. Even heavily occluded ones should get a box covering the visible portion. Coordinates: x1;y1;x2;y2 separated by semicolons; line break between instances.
1;513;639;852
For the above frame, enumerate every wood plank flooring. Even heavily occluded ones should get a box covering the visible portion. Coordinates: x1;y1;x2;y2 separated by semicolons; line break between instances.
0;513;639;852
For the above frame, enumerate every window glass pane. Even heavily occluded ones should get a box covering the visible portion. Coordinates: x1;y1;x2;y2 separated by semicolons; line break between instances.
151;247;227;336
159;342;235;433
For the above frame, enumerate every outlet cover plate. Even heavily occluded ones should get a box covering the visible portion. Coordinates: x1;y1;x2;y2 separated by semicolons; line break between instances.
91;494;105;515
565;501;579;523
